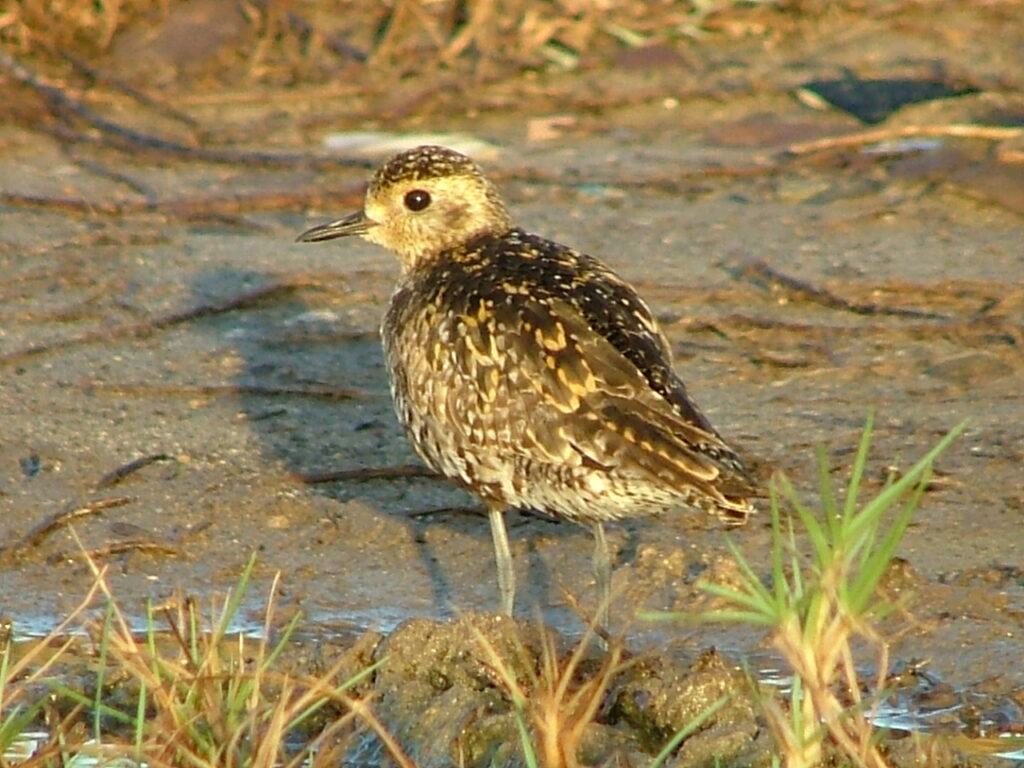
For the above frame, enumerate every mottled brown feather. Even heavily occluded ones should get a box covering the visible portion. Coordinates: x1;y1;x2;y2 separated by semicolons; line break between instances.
383;227;756;525
302;145;757;528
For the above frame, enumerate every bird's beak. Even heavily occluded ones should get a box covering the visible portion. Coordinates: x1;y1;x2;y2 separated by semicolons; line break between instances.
296;210;375;242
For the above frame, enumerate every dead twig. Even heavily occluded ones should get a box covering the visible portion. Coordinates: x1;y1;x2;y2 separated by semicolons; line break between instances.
735;260;952;320
53;47;200;128
297;464;437;484
1;162;769;218
0;184;365;219
83;382;369;401
71;540;184;561
151;282;312;331
259;329;381;346
560;587;615;650
62;150;158;199
486;163;779;191
405;505;483;518
95;454;173;489
342;696;418;768
0;496;133;565
247;0;367;62
699;313;1021;351
0;279;313;366
788;124;1024;155
0;50;371;169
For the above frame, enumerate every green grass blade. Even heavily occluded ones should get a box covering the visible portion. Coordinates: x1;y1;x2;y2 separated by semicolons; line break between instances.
54;685;139;727
769;493;790;608
212;551;258;648
0;703;47;753
699;581;773;613
93;598;115;740
779;474;830;566
722;536;776;606
135;679;146;760
789;674;808;753
259;610;303;673
650;693;732;768
790;502;828;570
849;467;931;615
842;413;875;521
699;609;780;626
784;512;807;604
291;659;385;729
815;444;840;540
850;420;966;536
512;702;538;768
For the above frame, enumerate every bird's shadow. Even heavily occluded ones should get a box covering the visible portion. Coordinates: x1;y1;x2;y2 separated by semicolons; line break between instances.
190;266;588;624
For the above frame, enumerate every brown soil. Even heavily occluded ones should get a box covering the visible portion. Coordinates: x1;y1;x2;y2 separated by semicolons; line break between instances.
1;1;1023;764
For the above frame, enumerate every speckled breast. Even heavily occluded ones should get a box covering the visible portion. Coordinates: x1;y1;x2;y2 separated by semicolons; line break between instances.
381;266;514;505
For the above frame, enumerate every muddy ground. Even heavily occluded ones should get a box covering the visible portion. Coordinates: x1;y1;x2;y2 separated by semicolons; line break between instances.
1;1;1023;764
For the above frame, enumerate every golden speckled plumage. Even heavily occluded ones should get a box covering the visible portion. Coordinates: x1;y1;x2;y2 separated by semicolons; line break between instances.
298;145;756;618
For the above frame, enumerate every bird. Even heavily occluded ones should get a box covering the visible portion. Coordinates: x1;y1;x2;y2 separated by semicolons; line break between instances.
297;145;757;622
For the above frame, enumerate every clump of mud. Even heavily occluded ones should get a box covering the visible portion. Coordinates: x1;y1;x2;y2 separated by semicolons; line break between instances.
366;614;771;768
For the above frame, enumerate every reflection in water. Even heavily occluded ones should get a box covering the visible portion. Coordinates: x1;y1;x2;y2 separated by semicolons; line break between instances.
5;732;145;768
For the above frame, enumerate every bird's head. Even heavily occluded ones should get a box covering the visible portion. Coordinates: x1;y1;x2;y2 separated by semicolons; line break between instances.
297;145;514;271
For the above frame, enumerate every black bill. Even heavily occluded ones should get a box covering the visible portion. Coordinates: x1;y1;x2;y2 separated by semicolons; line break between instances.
296;210;374;242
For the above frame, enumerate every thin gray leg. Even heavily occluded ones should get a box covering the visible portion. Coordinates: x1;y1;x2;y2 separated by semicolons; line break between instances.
591;521;611;629
488;506;515;616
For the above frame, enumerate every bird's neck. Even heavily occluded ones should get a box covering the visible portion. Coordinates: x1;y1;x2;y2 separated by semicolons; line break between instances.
398;225;519;274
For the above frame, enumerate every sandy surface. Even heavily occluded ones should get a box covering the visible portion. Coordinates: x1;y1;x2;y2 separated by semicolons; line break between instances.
2;2;1023;761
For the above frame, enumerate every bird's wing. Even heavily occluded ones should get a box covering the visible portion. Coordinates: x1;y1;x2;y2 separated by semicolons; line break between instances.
447;289;756;519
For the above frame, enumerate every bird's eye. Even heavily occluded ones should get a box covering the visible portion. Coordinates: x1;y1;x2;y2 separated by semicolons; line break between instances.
404;189;432;212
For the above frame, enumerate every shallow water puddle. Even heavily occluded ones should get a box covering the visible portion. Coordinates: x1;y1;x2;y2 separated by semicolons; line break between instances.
4;733;146;768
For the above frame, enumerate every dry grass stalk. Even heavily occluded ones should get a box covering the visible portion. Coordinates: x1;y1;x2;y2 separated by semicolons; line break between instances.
472;620;623;768
0;576;106;763
363;0;659;74
1;536;417;768
766;574;890;768
2;0;775;91
679;417;966;768
2;0;166;53
72;549;404;768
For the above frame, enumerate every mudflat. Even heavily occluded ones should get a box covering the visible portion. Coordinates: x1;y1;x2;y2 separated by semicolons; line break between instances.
1;2;1022;762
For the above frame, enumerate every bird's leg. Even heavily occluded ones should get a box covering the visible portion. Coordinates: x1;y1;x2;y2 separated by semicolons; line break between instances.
591;521;611;630
488;506;515;616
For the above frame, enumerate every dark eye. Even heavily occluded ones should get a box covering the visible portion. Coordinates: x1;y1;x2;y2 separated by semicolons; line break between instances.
404;189;431;212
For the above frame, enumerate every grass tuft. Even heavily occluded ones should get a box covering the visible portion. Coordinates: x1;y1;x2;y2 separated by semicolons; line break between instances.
77;552;380;768
3;546;410;768
0;580;103;767
2;0;798;88
649;415;967;767
471;618;619;768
